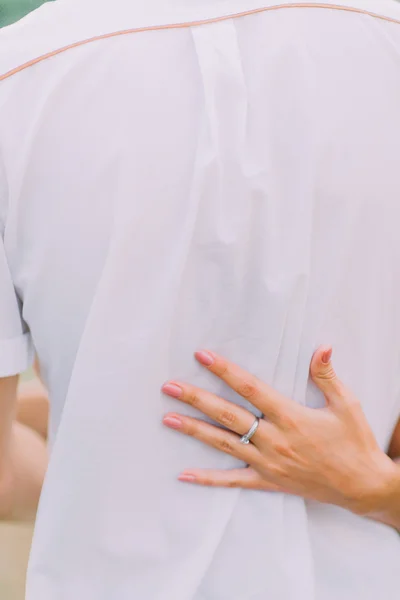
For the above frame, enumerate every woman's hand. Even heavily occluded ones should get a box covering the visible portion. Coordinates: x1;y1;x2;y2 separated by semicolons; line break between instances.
162;347;400;520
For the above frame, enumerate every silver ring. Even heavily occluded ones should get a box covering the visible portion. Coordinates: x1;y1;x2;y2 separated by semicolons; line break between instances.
239;417;260;445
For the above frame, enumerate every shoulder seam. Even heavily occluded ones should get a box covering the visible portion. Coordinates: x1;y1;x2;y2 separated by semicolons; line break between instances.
1;3;400;82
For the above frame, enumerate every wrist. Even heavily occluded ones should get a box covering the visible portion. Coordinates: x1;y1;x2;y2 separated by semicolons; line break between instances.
360;456;400;529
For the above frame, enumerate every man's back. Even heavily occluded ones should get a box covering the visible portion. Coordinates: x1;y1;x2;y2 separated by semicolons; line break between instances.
1;1;400;598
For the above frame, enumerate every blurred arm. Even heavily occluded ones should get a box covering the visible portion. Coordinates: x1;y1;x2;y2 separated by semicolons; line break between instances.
0;376;47;520
16;376;49;440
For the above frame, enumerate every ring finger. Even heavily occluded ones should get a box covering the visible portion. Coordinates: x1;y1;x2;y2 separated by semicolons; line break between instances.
162;381;263;441
163;413;261;464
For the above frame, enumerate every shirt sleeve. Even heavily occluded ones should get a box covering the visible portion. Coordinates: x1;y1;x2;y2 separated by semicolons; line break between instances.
0;239;34;377
0;157;34;378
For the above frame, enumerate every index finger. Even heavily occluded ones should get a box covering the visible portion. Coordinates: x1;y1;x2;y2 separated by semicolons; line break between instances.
194;350;296;423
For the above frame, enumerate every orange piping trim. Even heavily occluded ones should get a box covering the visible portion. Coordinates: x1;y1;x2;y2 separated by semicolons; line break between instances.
1;3;400;82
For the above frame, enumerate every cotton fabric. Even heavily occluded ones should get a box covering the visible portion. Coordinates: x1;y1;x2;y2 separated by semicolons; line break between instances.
1;1;400;598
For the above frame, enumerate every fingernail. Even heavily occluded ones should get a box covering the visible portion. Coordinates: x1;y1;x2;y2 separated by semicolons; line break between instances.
162;383;183;398
178;473;196;483
195;350;215;367
322;348;332;365
163;416;183;430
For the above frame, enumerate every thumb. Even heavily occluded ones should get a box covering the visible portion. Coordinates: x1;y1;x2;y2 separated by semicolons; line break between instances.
310;346;344;405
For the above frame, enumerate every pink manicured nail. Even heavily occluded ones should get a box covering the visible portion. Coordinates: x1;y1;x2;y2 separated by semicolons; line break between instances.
178;474;196;483
163;416;183;430
321;348;333;365
195;350;215;367
162;383;183;398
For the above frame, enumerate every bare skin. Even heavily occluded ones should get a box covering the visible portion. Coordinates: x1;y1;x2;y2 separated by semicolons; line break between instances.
163;347;400;530
16;377;49;441
0;376;47;520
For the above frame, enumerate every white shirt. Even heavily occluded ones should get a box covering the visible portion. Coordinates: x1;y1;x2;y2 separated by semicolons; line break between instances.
1;1;400;598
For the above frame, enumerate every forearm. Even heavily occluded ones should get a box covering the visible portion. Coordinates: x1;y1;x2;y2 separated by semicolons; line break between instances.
0;421;47;521
0;376;18;473
16;378;49;440
0;375;48;521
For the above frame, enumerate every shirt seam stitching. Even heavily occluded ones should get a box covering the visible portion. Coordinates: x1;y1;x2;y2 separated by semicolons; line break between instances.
0;3;399;82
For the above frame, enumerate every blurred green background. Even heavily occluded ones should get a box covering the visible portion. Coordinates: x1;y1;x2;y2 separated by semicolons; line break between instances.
0;0;52;28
